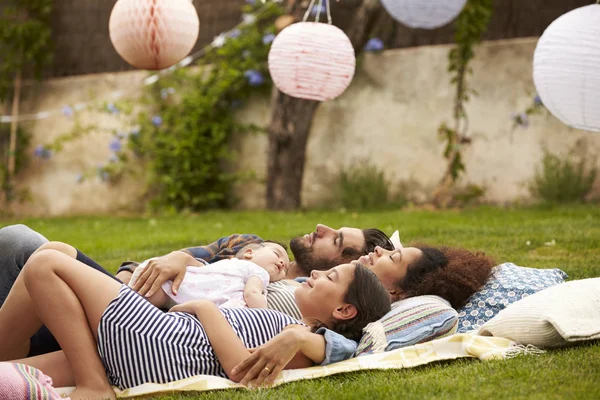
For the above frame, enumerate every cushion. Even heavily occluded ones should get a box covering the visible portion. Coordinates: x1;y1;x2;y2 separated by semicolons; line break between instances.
456;262;568;333
390;230;403;249
356;295;458;356
0;363;64;400
478;278;600;348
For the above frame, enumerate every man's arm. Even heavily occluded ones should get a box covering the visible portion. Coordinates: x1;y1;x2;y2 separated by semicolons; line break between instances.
244;276;267;309
184;234;263;263
132;234;262;297
171;300;250;382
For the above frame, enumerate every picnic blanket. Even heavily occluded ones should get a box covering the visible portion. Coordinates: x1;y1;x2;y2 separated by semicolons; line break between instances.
56;333;534;398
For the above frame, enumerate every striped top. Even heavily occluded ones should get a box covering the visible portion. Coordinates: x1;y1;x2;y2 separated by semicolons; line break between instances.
266;280;302;320
98;286;303;390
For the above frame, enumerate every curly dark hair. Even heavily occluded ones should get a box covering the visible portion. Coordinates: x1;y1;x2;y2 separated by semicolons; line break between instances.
395;245;495;309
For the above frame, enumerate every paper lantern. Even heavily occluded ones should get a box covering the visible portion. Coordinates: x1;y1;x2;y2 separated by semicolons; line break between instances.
109;0;200;70
381;0;467;29
268;22;355;101
533;4;600;132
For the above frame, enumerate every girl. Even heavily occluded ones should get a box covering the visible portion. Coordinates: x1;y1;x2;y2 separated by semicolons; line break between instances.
0;249;391;400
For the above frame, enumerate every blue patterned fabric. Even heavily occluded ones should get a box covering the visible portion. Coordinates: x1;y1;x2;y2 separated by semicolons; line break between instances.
456;262;568;333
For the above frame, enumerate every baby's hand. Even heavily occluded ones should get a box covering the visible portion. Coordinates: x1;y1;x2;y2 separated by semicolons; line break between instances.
169;300;208;314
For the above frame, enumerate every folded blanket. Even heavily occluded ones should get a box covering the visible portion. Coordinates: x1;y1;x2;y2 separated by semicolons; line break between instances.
57;333;529;398
0;362;66;400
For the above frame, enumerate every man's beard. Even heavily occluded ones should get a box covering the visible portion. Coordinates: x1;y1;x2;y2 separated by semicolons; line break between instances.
289;237;341;274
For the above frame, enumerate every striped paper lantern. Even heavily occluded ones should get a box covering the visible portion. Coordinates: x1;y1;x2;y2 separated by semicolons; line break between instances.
533;4;600;132
381;0;467;29
268;22;356;102
109;0;200;70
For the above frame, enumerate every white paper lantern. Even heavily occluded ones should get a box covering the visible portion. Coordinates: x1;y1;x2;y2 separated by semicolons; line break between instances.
268;22;356;102
533;4;600;132
381;0;467;29
109;0;200;70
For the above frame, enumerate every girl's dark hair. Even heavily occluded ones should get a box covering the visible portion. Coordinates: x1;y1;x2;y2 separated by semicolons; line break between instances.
330;263;392;341
397;245;495;309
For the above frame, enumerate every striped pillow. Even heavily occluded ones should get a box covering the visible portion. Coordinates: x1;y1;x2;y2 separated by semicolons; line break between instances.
0;363;63;400
356;296;458;356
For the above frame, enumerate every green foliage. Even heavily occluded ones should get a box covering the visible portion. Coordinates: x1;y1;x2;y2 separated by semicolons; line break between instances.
439;0;493;183
338;160;406;210
0;125;30;199
125;3;281;211
0;0;53;102
528;149;598;203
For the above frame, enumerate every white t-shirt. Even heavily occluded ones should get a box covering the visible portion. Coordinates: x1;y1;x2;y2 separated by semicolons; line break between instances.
129;258;270;308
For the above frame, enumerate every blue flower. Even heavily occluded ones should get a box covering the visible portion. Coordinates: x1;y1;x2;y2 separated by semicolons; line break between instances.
262;33;276;45
519;113;529;128
106;103;119;115
151;116;163;126
62;105;74;117
109;137;122;152
76;173;84;183
33;145;52;159
364;38;384;52
244;70;264;87
108;153;119;163
130;127;141;136
310;0;327;16
534;95;543;106
229;29;241;39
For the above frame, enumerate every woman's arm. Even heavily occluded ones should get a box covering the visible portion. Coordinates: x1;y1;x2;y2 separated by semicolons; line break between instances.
170;300;250;382
231;327;327;387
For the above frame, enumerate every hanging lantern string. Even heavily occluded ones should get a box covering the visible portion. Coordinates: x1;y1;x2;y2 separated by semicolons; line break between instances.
302;0;332;24
302;0;318;22
0;2;274;124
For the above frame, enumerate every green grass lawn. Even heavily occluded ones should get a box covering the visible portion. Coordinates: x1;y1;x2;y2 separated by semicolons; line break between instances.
2;204;600;399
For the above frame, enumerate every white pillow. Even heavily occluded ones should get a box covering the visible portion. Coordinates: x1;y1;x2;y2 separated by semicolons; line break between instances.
390;230;403;249
478;278;600;348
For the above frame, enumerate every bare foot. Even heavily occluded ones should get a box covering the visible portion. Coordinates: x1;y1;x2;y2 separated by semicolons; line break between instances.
68;387;116;400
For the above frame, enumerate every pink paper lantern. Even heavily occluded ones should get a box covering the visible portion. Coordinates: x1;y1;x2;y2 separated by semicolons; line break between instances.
109;0;200;70
268;22;356;102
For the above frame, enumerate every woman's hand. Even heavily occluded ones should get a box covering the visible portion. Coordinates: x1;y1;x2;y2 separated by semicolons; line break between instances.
132;251;198;297
231;326;309;387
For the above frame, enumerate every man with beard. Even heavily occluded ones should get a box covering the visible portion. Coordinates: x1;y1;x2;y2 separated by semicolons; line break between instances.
0;224;393;359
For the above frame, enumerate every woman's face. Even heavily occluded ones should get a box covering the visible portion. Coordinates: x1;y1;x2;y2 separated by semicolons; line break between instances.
357;246;423;293
294;263;356;325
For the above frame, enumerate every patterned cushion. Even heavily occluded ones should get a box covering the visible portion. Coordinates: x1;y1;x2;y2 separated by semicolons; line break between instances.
456;262;568;333
356;295;458;356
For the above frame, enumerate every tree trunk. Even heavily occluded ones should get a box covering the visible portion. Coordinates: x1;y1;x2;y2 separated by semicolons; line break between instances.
265;0;383;210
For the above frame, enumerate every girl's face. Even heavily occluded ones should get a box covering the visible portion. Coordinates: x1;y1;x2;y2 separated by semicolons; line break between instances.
357;246;423;293
294;263;357;325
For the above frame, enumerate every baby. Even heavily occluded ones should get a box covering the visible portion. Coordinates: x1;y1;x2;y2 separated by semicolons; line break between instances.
128;241;289;309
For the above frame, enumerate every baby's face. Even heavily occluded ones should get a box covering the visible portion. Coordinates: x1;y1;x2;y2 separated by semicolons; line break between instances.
250;243;289;281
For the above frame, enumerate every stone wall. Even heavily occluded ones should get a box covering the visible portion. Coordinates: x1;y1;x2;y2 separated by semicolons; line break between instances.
7;37;600;215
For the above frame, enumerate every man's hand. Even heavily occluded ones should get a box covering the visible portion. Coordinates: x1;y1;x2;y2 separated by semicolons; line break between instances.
231;327;307;387
131;251;199;297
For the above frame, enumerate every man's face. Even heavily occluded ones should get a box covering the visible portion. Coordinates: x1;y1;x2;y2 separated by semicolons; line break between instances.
289;224;365;273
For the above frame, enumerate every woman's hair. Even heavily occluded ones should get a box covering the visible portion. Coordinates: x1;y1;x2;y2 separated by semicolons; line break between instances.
396;245;495;309
328;263;392;341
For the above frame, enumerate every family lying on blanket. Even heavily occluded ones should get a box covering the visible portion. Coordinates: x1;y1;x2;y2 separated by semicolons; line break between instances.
0;223;495;399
